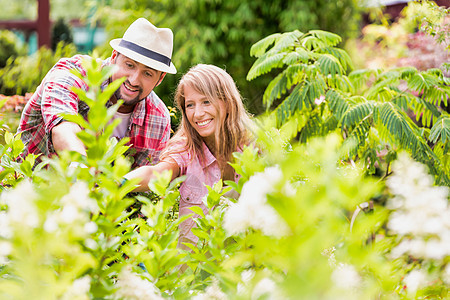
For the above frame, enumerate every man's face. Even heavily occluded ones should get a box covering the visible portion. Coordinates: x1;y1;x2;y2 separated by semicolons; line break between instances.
111;51;164;110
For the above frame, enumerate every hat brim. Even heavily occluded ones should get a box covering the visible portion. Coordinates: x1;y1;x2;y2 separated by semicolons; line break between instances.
110;39;177;74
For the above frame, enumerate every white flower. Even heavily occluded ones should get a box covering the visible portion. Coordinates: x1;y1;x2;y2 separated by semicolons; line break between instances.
0;180;39;228
252;278;283;300
237;269;255;296
404;269;426;294
0;212;12;238
43;213;60;232
61;182;99;214
61;276;91;300
84;222;98;234
331;263;361;290
443;264;450;285
43;182;98;234
0;241;12;265
386;153;450;260
322;247;337;267
115;267;163;300
223;166;289;237
192;277;227;300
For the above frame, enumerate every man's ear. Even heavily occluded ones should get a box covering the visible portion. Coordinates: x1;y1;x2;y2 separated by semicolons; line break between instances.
111;50;119;63
156;72;167;86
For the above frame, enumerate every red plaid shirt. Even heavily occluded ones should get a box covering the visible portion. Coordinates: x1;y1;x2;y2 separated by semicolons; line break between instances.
17;55;171;168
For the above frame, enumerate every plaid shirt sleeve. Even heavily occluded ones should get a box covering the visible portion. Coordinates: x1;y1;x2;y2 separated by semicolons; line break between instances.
17;55;89;157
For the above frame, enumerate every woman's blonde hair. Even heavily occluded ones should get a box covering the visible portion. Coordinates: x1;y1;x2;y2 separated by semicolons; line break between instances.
161;64;253;168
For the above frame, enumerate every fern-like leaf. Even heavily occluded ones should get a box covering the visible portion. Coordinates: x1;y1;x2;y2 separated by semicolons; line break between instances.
283;48;310;65
309;30;342;47
429;114;450;145
247;52;286;81
407;72;439;93
263;72;288;110
316;54;344;76
427;85;449;107
271;30;303;53
299;112;323;143
374;102;442;178
344;118;372;158
349;68;380;91
342;101;374;129
301;36;328;51
326;89;351;121
409;94;442;127
321;47;354;71
250;33;282;58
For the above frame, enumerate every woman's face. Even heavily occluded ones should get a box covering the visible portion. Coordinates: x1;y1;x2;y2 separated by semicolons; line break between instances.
183;84;226;147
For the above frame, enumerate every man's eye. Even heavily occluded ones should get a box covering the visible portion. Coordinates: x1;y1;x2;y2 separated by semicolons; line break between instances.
126;63;133;68
145;72;153;77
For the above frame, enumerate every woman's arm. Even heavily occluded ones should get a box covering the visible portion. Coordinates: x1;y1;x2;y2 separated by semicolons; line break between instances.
124;158;180;192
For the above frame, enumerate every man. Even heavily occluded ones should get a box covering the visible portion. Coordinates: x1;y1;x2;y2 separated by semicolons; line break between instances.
17;18;177;168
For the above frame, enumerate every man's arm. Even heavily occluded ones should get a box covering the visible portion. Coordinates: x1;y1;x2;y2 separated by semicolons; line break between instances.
51;121;87;156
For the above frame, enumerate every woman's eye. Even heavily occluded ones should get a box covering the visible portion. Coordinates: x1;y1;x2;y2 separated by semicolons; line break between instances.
203;100;210;105
186;103;193;108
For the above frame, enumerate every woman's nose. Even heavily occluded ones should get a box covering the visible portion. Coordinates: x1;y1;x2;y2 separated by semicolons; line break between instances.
194;105;205;117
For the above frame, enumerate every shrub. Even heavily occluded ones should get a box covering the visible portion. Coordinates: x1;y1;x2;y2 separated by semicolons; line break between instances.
51;18;74;51
0;42;77;95
0;53;449;299
0;30;23;68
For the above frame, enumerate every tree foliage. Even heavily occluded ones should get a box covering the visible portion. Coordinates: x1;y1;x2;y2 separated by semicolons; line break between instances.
92;0;361;114
247;29;450;185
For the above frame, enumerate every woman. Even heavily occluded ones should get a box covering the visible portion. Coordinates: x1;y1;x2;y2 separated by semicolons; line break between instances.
124;64;253;246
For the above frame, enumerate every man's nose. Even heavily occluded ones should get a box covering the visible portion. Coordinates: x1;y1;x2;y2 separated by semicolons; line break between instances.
128;71;140;86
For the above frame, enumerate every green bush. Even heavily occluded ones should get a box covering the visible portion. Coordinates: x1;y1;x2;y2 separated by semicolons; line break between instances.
51;18;74;51
92;0;362;115
0;50;449;300
0;42;77;95
0;30;22;69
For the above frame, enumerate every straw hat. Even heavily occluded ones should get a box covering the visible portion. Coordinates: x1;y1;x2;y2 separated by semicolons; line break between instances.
110;18;177;74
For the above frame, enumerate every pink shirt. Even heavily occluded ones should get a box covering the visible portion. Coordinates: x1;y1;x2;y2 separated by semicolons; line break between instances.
168;141;239;246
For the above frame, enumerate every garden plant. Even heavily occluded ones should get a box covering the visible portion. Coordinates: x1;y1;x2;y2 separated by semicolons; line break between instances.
0;1;449;299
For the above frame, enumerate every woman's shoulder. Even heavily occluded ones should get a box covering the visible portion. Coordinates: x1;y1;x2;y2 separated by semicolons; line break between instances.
161;137;191;165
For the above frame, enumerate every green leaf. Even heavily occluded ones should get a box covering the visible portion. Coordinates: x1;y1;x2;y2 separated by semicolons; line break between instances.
247;52;286;81
310;30;342;47
250;33;282;57
262;72;288;110
317;54;344;76
341;101;374;129
188;206;206;218
429;114;450;144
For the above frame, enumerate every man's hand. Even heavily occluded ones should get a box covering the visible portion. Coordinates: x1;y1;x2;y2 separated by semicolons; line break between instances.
51;121;87;156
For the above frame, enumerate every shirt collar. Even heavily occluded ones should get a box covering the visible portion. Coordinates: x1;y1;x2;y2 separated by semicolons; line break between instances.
201;142;217;168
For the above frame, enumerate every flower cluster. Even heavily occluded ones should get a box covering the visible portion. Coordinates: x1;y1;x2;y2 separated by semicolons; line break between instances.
386;153;450;260
223;166;289;237
44;181;99;235
386;153;450;295
114;267;163;300
0;93;33;113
